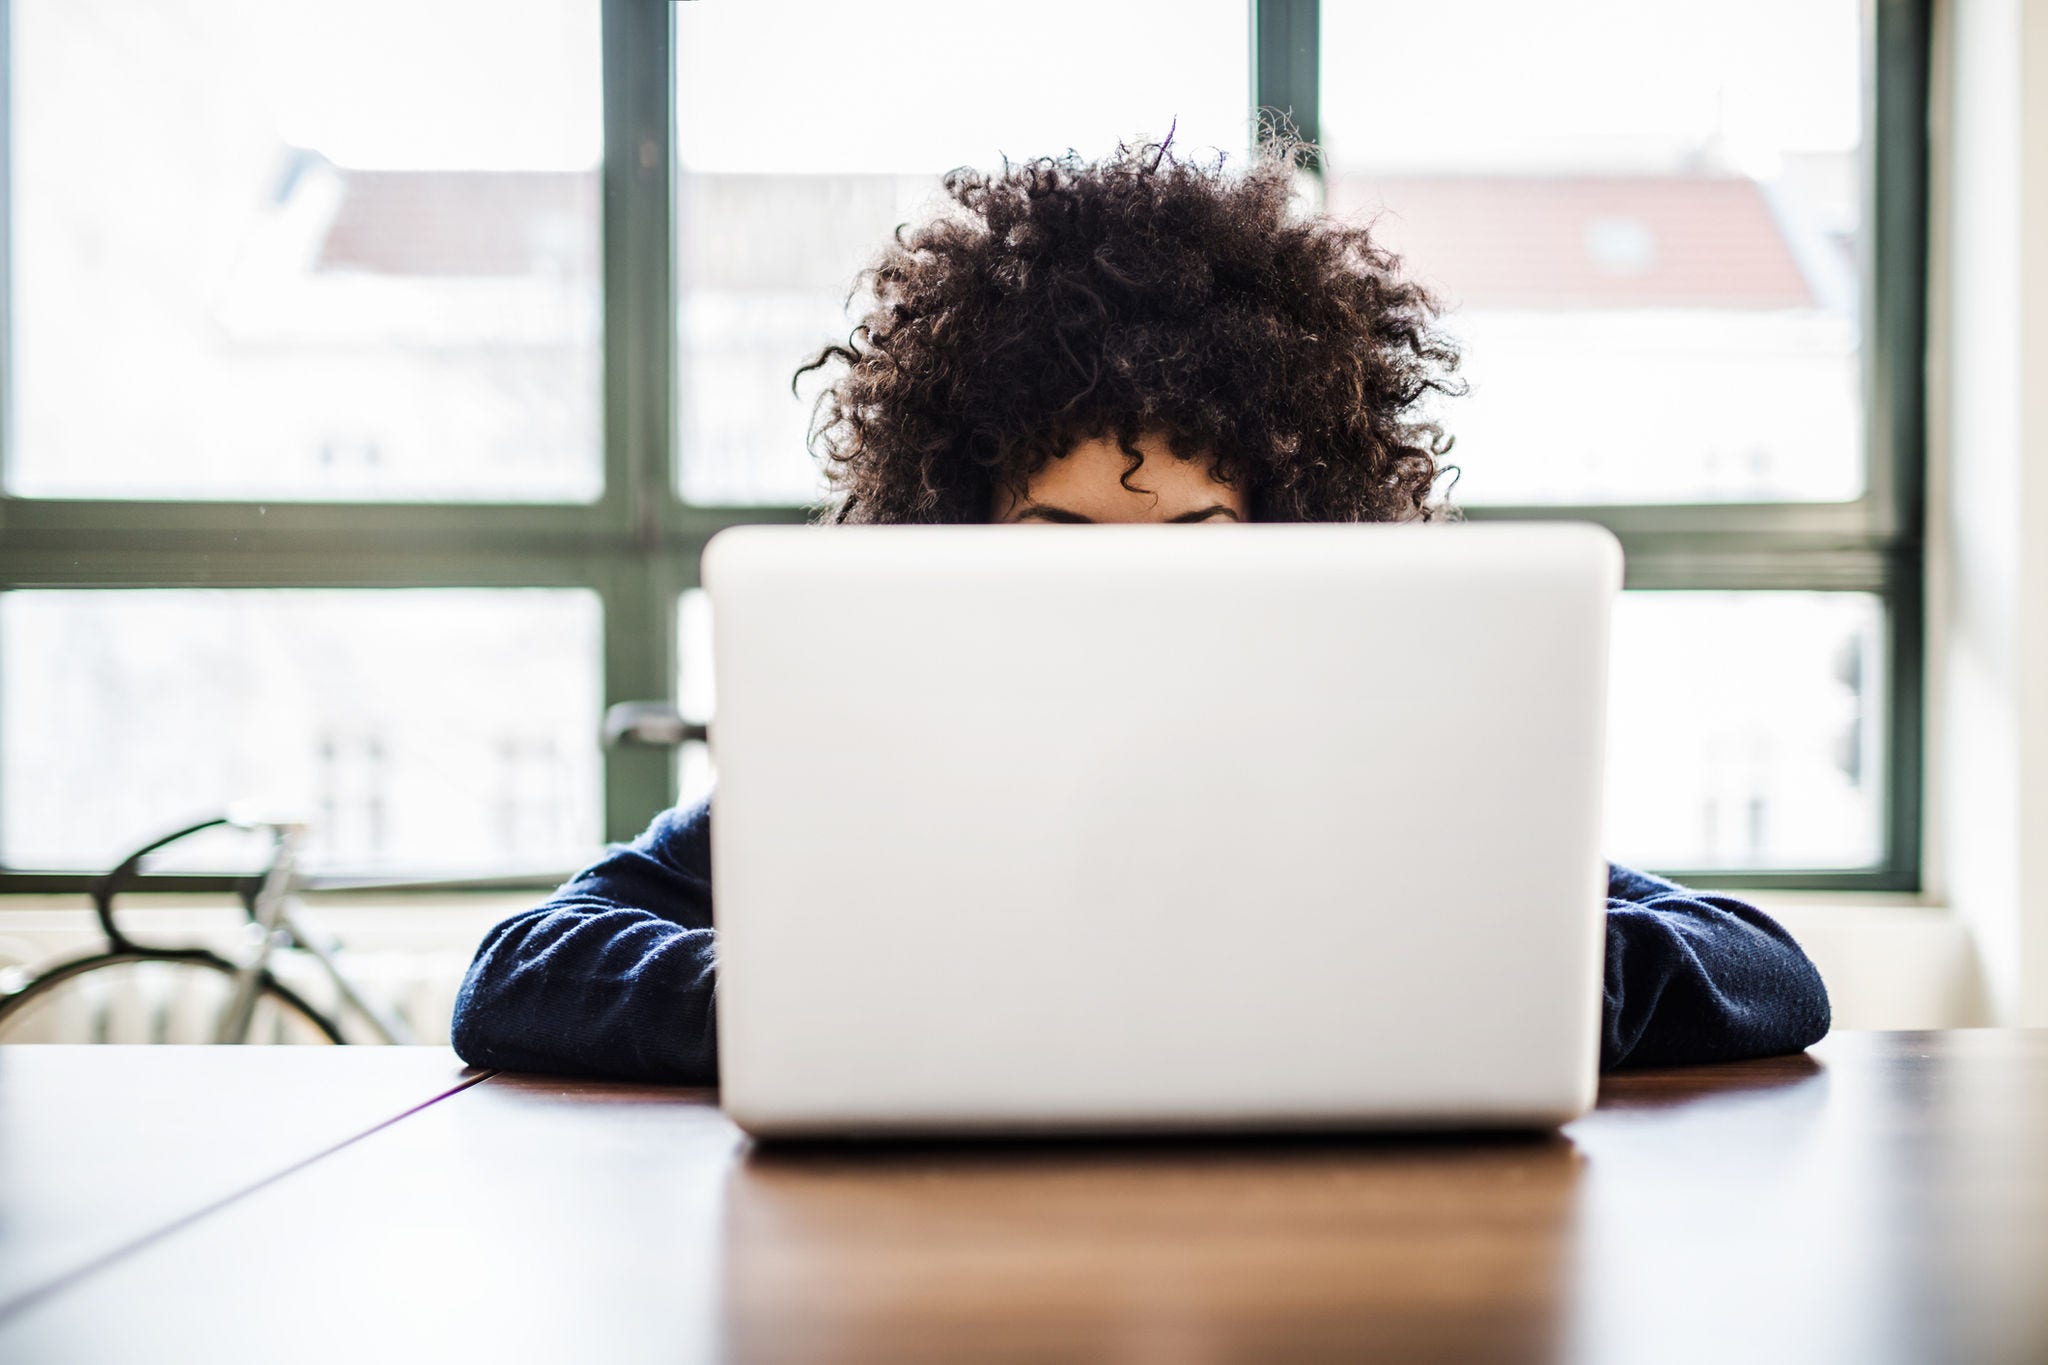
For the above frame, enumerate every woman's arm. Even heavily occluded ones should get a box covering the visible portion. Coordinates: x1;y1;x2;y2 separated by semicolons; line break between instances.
1599;863;1831;1070
450;799;719;1083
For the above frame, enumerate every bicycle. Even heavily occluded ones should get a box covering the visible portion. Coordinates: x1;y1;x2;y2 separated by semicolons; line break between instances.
0;813;417;1045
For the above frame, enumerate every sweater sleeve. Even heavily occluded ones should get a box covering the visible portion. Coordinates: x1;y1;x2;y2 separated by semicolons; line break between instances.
450;798;719;1083
1599;863;1831;1071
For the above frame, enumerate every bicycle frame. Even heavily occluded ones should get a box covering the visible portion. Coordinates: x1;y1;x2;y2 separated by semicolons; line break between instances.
213;824;416;1046
83;814;419;1046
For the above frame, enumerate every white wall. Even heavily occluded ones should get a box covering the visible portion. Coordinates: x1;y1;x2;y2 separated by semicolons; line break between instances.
1765;901;1983;1028
1928;0;2048;1025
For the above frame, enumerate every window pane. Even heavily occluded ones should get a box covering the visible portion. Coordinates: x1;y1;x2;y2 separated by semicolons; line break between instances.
1;590;602;872
673;0;1253;507
677;588;716;807
1607;592;1884;870
1321;0;1863;505
8;0;602;502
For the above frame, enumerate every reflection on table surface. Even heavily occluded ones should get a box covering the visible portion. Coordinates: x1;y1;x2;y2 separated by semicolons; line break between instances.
724;1132;1580;1363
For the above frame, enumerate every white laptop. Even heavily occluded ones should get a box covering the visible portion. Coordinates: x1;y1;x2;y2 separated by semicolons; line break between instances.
703;523;1621;1138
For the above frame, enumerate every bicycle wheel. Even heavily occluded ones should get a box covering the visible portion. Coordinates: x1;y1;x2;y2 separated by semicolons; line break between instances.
0;948;347;1044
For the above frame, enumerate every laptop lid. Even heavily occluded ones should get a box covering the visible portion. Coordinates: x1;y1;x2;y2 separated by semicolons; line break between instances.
705;523;1620;1136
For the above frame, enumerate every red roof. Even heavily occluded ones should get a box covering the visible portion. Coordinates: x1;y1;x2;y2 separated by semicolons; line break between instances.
317;169;597;277
1325;175;1814;310
308;166;1817;311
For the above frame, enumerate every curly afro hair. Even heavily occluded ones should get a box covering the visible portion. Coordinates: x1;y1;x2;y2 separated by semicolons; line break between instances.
795;136;1464;525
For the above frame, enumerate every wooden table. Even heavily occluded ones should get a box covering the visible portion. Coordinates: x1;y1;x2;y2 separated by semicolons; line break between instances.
0;1046;483;1319
0;1031;2042;1364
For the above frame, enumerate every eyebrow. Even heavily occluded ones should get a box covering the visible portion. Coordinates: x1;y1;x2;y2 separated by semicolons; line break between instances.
1010;503;1242;524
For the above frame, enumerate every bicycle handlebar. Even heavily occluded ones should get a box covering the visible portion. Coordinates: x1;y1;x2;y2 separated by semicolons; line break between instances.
91;816;304;952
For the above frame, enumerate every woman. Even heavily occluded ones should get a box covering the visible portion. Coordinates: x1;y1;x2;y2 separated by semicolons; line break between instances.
452;139;1829;1082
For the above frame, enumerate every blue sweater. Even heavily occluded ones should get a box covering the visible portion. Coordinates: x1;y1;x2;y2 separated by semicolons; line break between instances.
451;797;1832;1081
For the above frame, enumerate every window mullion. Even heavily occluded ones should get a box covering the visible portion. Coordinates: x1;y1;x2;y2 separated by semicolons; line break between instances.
596;0;680;839
0;0;14;491
1461;499;1890;544
1870;0;1931;890
600;0;676;540
1867;0;1933;550
1252;0;1321;157
1612;544;1892;594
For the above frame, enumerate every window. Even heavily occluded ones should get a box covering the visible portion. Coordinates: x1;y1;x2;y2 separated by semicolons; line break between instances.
1300;0;1928;887
1321;0;1868;508
1607;592;1885;871
10;0;603;502
1;590;601;872
0;0;1927;891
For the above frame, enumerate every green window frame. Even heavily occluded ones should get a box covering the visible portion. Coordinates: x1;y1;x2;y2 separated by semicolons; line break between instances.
0;0;1928;894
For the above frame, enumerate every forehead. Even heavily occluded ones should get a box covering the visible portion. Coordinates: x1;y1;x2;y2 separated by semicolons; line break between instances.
1023;434;1241;512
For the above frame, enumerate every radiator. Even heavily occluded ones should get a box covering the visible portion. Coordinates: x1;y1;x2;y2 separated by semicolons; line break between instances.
0;907;497;1046
0;952;470;1045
